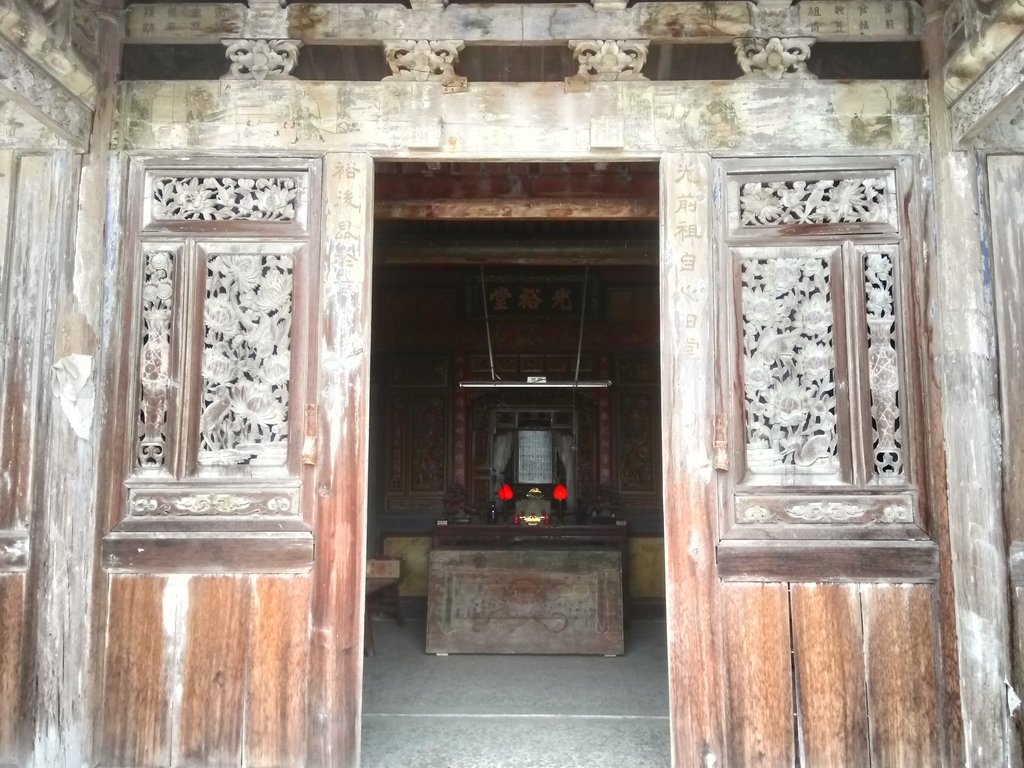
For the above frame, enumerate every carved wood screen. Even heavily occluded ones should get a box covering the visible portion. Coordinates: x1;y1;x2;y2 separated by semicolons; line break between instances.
716;159;932;577
103;158;321;572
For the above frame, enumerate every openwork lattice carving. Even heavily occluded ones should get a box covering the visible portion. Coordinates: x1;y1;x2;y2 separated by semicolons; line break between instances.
738;177;890;226
198;252;293;466
151;176;298;222
733;37;815;80
222;39;300;81
864;251;905;482
741;255;840;477
383;39;465;81
136;250;175;469
569;39;649;81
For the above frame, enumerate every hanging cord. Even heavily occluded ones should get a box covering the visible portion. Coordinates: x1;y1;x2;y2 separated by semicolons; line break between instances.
480;264;498;382
573;265;589;384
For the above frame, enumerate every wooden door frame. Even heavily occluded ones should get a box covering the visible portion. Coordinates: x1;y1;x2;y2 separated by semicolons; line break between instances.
327;151;720;765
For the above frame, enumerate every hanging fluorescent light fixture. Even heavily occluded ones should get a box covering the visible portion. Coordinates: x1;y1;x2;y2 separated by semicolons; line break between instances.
458;265;612;390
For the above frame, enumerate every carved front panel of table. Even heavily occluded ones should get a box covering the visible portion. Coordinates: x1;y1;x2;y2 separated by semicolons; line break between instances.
426;549;623;655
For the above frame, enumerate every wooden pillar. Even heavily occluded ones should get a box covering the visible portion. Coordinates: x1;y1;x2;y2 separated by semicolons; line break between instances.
307;152;374;767
923;1;1013;764
988;154;1024;765
659;153;726;766
9;149;92;767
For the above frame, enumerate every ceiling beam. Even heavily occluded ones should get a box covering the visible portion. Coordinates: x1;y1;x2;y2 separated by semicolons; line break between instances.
123;1;923;45
376;197;658;220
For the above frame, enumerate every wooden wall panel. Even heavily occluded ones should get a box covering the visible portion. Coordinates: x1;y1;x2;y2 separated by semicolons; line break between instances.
245;575;311;768
791;584;870;767
863;584;941;766
177;577;251;766
0;574;24;764
100;576;169;768
722;583;795;768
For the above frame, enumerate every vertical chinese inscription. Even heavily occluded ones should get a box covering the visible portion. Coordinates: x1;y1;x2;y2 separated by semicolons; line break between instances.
863;250;904;482
137;249;175;468
198;252;294;466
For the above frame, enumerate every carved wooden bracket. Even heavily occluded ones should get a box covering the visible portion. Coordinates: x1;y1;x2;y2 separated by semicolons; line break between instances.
733;36;816;80
221;38;301;81
568;39;649;82
383;39;467;89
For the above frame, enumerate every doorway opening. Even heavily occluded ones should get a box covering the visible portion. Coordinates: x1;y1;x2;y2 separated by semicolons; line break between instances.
362;160;670;767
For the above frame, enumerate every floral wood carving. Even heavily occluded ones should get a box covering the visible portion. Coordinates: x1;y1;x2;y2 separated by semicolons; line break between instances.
222;39;301;80
864;251;905;482
199;252;293;466
741;255;840;477
738;177;890;226
787;501;866;521
733;37;815;80
569;39;649;81
383;39;465;81
136;250;175;468
151;176;298;222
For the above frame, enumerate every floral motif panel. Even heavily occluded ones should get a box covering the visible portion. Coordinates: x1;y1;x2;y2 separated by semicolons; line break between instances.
136;249;175;469
151;176;298;222
863;250;905;482
736;175;894;227
740;253;841;480
198;252;293;466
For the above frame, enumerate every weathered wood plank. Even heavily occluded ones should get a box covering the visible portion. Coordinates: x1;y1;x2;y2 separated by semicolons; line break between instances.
660;153;727;765
177;576;251;766
722;583;795;767
114;80;929;157
100;576;170;768
0;574;24;764
717;540;939;582
307;152;373;767
0;530;28;571
123;1;923;44
103;530;315;574
863;584;941;767
245;575;311;768
791;584;870;767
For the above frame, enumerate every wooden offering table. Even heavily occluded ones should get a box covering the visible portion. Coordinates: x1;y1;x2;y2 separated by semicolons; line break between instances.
426;523;626;656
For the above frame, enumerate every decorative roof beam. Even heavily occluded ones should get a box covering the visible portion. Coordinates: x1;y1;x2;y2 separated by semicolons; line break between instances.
0;36;91;149
123;1;924;45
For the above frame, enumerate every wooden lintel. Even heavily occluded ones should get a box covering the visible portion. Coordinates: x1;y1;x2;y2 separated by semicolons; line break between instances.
376;197;659;220
717;539;940;582
123;1;923;44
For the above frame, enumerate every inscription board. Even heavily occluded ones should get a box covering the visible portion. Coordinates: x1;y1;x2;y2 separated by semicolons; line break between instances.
426;549;624;655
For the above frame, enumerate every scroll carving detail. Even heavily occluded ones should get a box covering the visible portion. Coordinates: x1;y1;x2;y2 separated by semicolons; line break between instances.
734;37;815;79
129;494;293;516
739;177;890;226
741;255;839;477
222;39;301;80
383;39;465;81
136;250;174;468
198;252;293;466
569;39;649;81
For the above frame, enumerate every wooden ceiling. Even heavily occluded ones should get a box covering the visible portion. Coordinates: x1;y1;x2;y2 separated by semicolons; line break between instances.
373;161;661;265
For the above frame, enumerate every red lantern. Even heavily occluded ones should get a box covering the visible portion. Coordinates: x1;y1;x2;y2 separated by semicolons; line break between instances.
498;483;514;501
553;484;568;501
